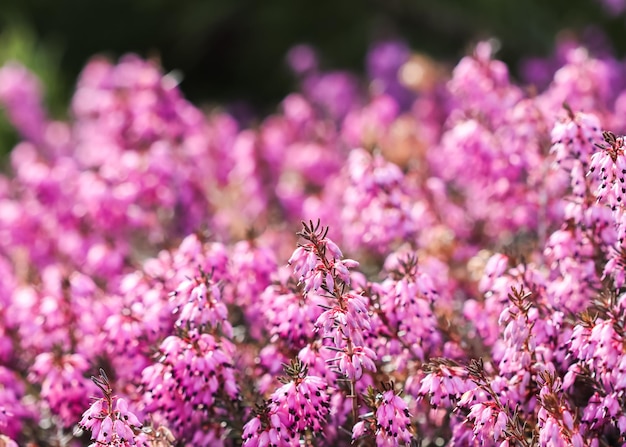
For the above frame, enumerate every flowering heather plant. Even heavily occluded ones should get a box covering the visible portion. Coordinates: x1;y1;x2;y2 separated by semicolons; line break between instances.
5;35;626;446
78;369;142;446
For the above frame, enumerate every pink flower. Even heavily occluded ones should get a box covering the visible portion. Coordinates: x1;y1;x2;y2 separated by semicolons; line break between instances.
29;352;96;427
78;370;142;446
374;390;413;444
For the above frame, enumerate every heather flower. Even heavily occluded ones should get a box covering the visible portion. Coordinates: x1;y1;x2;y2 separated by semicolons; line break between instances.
133;425;176;447
8;34;626;447
370;253;443;369
338;148;425;253
100;268;176;384
141;331;238;439
544;228;603;312
288;221;355;293
466;402;498;438
373;389;414;445
7;267;112;361
242;360;330;445
296;340;337;383
352;384;415;446
341;95;399;149
69;54;219;241
604;246;626;288
270;362;331;433
366;40;415;110
315;293;371;345
289;221;376;384
172;271;232;337
589;131;626;205
0;62;49;146
537;372;585;447
242;403;293;447
28;352;96;428
551;109;602;172
538;46;619;114
453;357;554;446
448;40;522;126
419;359;472;408
432;107;549;244
78;370;142;446
0;367;32;439
225;238;277;336
259;274;325;351
326;344;377;381
550;108;604;222
222;130;270;229
301;71;361;121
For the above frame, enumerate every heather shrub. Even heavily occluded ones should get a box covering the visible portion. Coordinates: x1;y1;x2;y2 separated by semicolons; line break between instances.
2;37;626;447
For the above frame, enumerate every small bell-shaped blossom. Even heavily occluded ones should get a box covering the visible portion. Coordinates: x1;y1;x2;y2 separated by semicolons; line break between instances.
352;384;415;446
243;360;330;445
290;221;376;381
589;131;626;207
78;370;142;446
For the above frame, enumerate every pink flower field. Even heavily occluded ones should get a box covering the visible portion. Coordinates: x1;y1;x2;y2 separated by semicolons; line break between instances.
1;37;626;446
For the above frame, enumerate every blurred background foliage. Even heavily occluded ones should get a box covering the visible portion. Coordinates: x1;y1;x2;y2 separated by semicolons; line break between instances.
0;0;622;154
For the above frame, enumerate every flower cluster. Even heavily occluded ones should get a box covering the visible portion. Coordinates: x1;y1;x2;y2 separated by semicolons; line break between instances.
78;370;142;446
242;360;331;446
351;383;417;447
288;220;376;383
6;32;626;447
29;352;96;427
